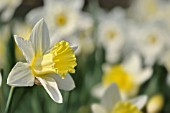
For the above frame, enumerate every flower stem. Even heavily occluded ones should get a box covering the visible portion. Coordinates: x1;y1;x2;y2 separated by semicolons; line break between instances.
65;91;72;113
4;86;15;113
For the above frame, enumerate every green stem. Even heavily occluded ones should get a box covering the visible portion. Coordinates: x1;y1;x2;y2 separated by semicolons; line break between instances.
4;86;15;113
65;92;71;113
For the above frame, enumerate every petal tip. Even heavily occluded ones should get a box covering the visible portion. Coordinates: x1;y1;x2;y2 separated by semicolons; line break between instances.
55;98;63;104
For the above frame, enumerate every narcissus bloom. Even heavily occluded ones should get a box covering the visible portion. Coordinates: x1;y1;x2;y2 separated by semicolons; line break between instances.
97;8;126;63
7;19;77;103
130;24;168;66
91;84;147;113
26;0;85;39
92;53;152;99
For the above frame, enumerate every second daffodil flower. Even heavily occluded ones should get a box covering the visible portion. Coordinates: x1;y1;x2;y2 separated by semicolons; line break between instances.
92;53;153;99
91;83;148;113
7;19;77;103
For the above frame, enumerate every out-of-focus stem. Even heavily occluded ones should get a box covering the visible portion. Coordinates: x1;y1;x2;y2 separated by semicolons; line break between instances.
4;86;15;113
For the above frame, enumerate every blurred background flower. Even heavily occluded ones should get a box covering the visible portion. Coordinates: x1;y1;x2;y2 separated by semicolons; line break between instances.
91;84;147;113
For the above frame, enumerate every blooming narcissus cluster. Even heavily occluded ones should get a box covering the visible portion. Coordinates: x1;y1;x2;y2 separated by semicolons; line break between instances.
7;19;77;103
27;0;85;38
91;83;147;113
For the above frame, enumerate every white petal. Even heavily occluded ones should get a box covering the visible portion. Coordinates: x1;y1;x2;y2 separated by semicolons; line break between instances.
77;13;94;31
7;62;35;86
91;104;107;113
52;74;75;91
0;72;2;86
26;7;44;25
101;83;121;111
71;0;84;10
130;95;148;110
135;67;153;85
30;19;50;55
123;53;142;74
37;76;63;103
91;84;107;99
105;50;120;63
14;35;34;63
71;45;78;51
1;0;22;22
1;7;15;22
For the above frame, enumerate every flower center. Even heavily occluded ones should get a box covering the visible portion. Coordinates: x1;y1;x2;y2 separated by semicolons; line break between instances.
111;102;142;113
55;13;67;27
30;40;77;78
106;30;117;40
147;34;157;44
102;65;134;93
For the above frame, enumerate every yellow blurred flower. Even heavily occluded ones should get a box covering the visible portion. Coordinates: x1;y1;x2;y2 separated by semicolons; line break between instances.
92;53;152;99
147;94;164;113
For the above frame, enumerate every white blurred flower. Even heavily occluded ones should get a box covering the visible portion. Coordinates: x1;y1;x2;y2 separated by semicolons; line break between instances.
91;83;147;113
69;13;94;55
0;25;10;68
130;24;168;66
92;53;152;99
26;0;86;40
129;0;161;21
97;19;125;63
7;19;77;103
0;0;22;21
96;7;128;63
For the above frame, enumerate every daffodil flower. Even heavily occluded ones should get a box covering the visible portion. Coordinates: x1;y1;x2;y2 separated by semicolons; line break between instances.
129;23;168;66
92;53;152;99
26;0;85;39
91;83;147;113
97;8;126;63
7;19;77;103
